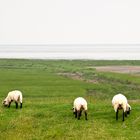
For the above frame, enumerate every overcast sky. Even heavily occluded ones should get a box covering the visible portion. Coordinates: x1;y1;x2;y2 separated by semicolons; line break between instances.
0;0;140;44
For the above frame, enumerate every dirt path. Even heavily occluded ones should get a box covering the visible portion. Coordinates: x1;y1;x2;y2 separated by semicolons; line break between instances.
94;66;140;74
58;66;140;84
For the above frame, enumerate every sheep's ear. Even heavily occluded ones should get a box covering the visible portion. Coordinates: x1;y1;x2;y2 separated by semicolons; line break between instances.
128;104;131;110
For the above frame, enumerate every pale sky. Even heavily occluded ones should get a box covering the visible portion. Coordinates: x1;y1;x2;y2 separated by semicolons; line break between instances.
0;0;140;44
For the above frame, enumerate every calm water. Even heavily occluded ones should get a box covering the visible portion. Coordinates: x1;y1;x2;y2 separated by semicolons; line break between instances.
0;44;140;60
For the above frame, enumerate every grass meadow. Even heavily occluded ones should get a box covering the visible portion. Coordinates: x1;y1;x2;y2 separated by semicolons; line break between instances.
0;59;140;140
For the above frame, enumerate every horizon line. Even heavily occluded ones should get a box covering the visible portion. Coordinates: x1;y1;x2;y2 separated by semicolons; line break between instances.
0;43;140;46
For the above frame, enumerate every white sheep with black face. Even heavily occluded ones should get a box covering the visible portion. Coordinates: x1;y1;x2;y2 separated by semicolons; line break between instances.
2;90;23;109
112;93;131;121
73;97;88;120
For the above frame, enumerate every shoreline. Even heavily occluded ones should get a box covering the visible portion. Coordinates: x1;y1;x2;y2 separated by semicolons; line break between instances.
0;52;140;60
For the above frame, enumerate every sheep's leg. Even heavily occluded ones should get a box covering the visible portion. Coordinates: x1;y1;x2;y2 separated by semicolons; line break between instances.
125;112;127;117
129;107;131;115
15;102;18;109
79;110;82;117
20;103;22;108
85;111;88;120
77;110;80;120
116;109;118;120
8;102;11;108
127;110;130;115
74;110;77;118
123;111;125;121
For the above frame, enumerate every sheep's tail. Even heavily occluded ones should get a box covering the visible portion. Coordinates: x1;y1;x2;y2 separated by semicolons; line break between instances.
118;104;123;109
81;105;84;110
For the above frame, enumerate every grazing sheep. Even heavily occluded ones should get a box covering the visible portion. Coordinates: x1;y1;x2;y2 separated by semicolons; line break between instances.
112;93;131;121
2;90;23;109
73;97;88;120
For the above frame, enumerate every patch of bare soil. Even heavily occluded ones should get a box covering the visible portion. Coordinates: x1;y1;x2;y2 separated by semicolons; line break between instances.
94;66;140;74
57;72;98;83
58;72;83;80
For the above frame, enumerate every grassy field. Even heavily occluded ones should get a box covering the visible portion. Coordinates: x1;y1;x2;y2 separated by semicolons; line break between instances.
0;59;140;140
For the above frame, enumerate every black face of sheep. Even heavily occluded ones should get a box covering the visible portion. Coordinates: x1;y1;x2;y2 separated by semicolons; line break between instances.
2;100;9;107
127;107;131;115
73;108;77;118
73;109;82;120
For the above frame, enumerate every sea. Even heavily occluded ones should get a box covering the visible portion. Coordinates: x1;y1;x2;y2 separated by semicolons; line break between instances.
0;44;140;60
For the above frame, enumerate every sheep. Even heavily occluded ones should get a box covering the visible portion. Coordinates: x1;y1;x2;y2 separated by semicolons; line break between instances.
112;93;131;121
73;97;88;120
2;90;23;109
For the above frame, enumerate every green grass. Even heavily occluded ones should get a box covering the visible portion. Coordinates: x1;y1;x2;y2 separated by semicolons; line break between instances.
0;59;140;140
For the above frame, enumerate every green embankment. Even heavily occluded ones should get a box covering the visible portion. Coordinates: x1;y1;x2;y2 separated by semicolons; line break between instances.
0;59;140;140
